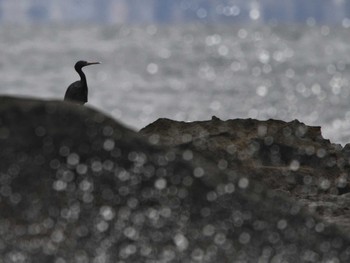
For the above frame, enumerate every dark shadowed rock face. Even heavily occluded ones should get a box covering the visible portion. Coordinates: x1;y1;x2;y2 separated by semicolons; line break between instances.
140;117;350;232
139;117;344;184
1;97;350;262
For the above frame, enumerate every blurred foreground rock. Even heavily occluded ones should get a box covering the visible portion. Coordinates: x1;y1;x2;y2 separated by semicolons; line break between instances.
1;97;350;262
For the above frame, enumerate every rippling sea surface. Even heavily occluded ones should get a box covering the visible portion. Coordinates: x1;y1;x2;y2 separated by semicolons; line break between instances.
1;24;350;144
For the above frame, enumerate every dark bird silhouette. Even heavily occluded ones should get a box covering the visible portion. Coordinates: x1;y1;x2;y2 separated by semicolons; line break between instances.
64;60;100;104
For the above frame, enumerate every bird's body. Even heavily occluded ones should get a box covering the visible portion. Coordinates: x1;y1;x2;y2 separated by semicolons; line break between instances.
64;80;88;104
64;60;100;104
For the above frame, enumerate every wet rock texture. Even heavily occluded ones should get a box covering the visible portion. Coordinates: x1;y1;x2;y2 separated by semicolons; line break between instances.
1;97;350;262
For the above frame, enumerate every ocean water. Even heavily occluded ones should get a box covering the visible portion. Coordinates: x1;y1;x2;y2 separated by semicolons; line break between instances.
1;24;350;145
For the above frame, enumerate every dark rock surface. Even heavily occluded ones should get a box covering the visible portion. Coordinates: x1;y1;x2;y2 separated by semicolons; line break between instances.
1;97;350;262
140;117;350;233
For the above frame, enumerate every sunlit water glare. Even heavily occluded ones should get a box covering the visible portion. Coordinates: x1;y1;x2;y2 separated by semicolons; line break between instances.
1;24;350;144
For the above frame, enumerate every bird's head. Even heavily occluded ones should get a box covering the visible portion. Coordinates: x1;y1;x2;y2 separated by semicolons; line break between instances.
75;60;101;71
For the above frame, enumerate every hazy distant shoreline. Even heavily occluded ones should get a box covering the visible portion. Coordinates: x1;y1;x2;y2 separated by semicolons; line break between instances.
0;0;349;25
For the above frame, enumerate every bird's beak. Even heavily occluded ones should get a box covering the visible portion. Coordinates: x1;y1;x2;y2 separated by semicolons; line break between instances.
86;62;101;66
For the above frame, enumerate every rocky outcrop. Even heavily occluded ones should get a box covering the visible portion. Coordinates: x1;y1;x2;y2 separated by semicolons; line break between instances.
140;117;350;231
1;97;350;262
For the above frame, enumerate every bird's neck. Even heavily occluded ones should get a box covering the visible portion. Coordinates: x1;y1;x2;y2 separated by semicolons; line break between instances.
76;68;87;87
